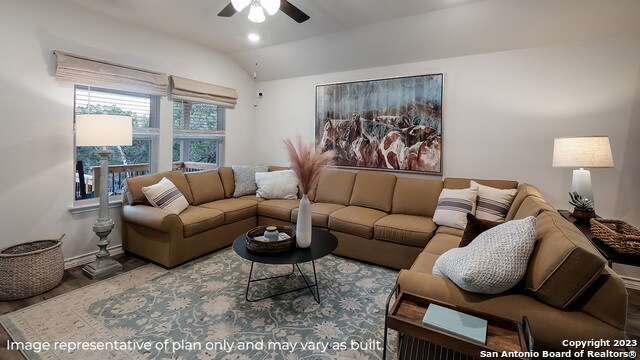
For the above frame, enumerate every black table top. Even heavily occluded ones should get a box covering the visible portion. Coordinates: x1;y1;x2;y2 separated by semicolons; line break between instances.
233;227;338;265
559;210;640;267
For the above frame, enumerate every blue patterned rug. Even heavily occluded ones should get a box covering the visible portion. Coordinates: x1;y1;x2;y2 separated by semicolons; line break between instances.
1;247;398;359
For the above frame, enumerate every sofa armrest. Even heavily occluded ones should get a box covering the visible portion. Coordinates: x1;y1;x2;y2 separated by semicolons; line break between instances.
122;204;182;233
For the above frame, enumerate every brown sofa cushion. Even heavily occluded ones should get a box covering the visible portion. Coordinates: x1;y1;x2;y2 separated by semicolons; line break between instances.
423;233;461;256
177;206;224;237
349;171;397;212
329;206;388;239
409;252;440;274
185;170;225;205
436;226;464;237
125;170;193;205
526;211;606;308
291;202;345;227
505;183;543;221
314;170;356;205
443;177;518;190
199;198;257;224
217;167;235;198
574;267;628;330
239;194;265;202
257;199;300;221
392;178;443;217
374;214;436;247
513;196;555;220
459;213;500;247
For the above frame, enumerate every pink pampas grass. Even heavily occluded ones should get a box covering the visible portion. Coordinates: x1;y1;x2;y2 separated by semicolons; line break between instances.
283;135;335;195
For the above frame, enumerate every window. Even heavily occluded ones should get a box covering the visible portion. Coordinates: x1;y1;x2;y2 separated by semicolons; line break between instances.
172;101;225;168
74;85;160;202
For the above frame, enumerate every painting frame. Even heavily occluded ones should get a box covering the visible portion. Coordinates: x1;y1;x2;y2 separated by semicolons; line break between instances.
315;73;444;174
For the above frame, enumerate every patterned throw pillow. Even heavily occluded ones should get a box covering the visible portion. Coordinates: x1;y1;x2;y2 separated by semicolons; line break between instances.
232;165;269;197
433;216;537;294
432;188;478;229
141;177;189;215
459;213;500;247
255;170;299;199
470;181;517;221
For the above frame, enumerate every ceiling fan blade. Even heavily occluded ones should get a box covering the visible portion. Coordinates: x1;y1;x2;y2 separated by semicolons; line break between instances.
217;2;237;17
280;0;310;23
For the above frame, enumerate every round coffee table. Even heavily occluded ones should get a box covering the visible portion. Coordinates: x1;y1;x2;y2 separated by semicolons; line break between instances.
233;227;338;304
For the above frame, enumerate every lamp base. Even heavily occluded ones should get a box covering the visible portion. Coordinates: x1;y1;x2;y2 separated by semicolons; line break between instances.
82;257;123;280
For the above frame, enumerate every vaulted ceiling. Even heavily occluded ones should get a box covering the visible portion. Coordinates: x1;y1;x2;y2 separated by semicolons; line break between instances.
65;0;640;80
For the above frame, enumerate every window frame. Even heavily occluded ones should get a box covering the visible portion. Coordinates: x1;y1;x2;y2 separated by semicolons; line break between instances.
172;100;226;168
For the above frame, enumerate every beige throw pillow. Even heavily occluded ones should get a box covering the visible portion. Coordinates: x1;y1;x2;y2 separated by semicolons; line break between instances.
471;181;517;221
142;177;189;215
255;170;299;199
433;188;478;229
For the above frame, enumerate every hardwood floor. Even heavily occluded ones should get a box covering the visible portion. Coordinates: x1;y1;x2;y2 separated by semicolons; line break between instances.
1;257;639;359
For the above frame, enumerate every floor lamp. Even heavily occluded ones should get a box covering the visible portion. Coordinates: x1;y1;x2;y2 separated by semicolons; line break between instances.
76;114;132;279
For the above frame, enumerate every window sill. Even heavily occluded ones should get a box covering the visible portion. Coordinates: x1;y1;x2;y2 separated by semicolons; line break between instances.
69;200;123;214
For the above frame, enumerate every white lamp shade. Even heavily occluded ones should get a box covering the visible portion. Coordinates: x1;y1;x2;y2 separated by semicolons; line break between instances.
231;0;251;12
261;0;280;15
248;4;266;23
76;114;133;147
552;136;614;168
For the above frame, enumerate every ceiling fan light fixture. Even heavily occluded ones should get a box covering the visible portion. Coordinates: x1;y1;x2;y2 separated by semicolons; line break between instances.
248;4;266;23
261;0;280;16
231;0;251;12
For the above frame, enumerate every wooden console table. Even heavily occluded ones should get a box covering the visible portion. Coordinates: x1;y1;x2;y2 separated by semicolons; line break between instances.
384;289;533;359
559;210;640;268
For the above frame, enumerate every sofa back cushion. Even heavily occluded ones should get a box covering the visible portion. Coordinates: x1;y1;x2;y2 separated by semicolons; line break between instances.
350;171;397;212
574;267;628;330
506;183;543;220
512;196;555;219
314;170;356;205
525;211;606;308
392;178;443;217
125;170;193;205
217;167;235;198
443;178;518;190
185;170;225;205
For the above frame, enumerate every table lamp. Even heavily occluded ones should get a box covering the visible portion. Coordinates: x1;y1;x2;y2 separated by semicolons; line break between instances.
552;136;614;218
76;114;132;279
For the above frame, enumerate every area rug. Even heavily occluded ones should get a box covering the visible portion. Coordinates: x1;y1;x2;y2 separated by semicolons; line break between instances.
1;247;399;359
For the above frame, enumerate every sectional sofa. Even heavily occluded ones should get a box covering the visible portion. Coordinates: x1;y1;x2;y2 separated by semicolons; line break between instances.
120;167;627;351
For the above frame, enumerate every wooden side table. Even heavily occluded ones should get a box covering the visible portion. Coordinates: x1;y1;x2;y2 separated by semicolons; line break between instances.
559;210;640;268
383;288;533;359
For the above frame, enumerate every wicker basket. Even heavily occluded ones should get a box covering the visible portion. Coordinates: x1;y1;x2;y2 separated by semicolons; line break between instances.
0;234;65;301
590;219;640;255
245;226;296;255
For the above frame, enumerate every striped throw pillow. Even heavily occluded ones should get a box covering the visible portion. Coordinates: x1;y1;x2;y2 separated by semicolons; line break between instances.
471;181;517;222
142;177;189;215
433;188;478;229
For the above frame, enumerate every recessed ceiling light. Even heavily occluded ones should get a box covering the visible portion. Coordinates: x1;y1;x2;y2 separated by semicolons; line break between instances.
247;33;260;42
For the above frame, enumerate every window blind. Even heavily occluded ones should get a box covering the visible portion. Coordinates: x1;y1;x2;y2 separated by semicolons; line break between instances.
169;75;238;109
54;51;168;96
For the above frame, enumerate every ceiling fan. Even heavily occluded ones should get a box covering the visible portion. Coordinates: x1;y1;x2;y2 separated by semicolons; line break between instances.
218;0;310;23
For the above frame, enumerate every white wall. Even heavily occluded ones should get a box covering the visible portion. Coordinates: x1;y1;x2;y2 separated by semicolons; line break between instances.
0;0;256;261
255;36;640;226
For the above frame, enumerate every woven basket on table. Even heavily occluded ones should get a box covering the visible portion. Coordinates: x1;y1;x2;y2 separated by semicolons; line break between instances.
0;234;65;301
590;219;640;256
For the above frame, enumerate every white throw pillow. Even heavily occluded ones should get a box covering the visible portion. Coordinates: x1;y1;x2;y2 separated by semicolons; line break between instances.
142;177;189;215
471;181;517;222
433;216;537;294
432;188;478;229
255;170;299;200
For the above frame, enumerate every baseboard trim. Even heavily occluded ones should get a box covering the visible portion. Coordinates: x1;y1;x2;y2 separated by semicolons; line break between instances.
64;245;124;270
621;275;640;290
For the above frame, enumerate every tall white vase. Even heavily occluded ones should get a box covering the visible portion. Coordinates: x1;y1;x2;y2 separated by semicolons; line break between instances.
296;194;312;248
